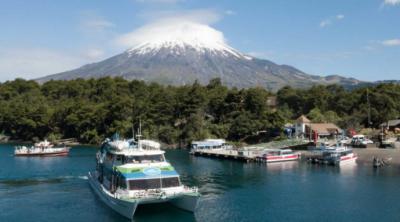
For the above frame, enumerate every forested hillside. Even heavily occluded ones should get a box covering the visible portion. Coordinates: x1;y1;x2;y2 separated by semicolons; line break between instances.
0;78;399;146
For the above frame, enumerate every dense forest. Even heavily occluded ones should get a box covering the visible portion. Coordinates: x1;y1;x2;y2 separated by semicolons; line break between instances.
0;77;399;146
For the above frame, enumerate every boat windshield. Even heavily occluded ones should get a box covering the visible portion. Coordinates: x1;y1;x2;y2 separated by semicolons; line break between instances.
128;177;180;190
265;151;280;156
123;154;165;164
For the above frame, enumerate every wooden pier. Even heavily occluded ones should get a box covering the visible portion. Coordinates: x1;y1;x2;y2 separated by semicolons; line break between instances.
190;149;257;162
190;141;311;163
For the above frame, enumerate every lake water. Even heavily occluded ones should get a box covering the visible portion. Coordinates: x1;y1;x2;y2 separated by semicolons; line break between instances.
1;144;400;222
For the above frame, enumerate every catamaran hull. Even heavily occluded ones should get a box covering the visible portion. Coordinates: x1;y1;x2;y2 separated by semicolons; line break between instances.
88;172;138;219
88;172;199;219
170;194;199;212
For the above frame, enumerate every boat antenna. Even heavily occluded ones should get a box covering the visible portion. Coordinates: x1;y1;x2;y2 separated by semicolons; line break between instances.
137;118;142;150
139;119;142;137
367;88;371;128
132;125;135;141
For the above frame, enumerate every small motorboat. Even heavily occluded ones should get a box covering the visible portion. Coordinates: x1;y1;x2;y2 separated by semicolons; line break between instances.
308;143;357;166
322;147;357;165
14;140;70;157
373;156;392;168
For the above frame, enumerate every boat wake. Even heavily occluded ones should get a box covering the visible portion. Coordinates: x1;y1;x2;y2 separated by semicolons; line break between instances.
0;175;88;187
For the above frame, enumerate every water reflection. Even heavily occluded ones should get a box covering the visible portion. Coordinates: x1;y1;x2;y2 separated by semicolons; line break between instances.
339;162;357;176
0;178;64;187
265;161;300;172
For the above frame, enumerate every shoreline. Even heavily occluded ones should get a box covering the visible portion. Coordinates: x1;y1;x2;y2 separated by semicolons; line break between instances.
352;147;400;165
302;146;400;166
2;141;400;165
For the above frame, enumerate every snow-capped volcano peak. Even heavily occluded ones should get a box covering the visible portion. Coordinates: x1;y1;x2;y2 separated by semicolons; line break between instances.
38;21;361;92
123;22;250;59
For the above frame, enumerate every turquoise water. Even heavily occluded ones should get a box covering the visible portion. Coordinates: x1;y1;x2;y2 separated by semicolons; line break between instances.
1;144;400;222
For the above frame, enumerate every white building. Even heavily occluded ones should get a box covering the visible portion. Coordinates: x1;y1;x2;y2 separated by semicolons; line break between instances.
295;115;311;139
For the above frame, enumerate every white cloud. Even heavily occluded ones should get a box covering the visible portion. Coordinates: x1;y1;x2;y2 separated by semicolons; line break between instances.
80;11;114;32
115;9;224;49
336;14;345;20
363;45;375;51
383;0;400;6
82;18;114;31
0;48;87;81
225;10;236;15
319;14;345;28
381;39;400;46
137;9;221;25
83;48;105;60
115;20;227;49
320;19;332;28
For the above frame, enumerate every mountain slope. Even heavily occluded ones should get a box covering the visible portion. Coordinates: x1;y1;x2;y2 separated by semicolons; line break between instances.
37;22;363;91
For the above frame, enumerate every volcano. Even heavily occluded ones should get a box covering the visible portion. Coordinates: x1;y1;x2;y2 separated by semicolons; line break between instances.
37;22;361;91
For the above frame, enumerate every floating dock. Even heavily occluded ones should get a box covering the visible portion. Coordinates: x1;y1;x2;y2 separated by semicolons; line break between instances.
190;140;312;162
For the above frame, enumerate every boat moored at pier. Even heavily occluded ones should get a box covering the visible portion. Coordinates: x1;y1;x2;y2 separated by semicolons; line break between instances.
322;147;357;165
256;149;301;163
308;143;357;165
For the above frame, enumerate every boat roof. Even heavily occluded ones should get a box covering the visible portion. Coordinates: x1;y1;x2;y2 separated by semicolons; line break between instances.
191;139;227;146
352;134;365;138
115;162;179;180
103;138;163;156
325;147;352;153
264;149;293;152
108;149;165;156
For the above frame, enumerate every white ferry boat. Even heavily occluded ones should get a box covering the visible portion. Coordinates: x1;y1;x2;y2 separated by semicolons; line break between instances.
321;147;358;165
14;140;70;157
88;134;199;219
256;149;301;163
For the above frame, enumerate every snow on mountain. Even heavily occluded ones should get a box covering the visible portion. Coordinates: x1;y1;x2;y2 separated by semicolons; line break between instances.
37;22;362;91
125;22;250;60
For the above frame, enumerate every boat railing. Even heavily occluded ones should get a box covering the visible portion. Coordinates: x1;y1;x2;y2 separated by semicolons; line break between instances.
117;185;198;199
184;186;198;193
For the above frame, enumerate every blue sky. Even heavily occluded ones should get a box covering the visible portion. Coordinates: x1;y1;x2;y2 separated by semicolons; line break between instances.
0;0;399;81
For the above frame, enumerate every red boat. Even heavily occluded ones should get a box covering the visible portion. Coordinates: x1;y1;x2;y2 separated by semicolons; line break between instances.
256;149;301;163
14;140;70;157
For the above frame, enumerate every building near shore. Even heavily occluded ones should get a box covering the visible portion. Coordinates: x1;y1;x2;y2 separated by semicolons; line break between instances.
295;115;311;139
380;119;400;132
295;115;342;140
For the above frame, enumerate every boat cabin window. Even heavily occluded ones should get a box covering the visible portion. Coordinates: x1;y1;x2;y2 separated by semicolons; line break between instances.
128;177;180;190
105;152;114;164
115;155;124;165
116;176;127;189
124;154;165;164
265;151;280;156
161;177;180;188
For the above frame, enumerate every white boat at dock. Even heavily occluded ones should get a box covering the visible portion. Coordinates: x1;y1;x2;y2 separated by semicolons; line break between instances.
255;149;301;163
190;139;233;151
88;133;199;219
308;143;357;165
14;140;70;157
323;147;357;165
